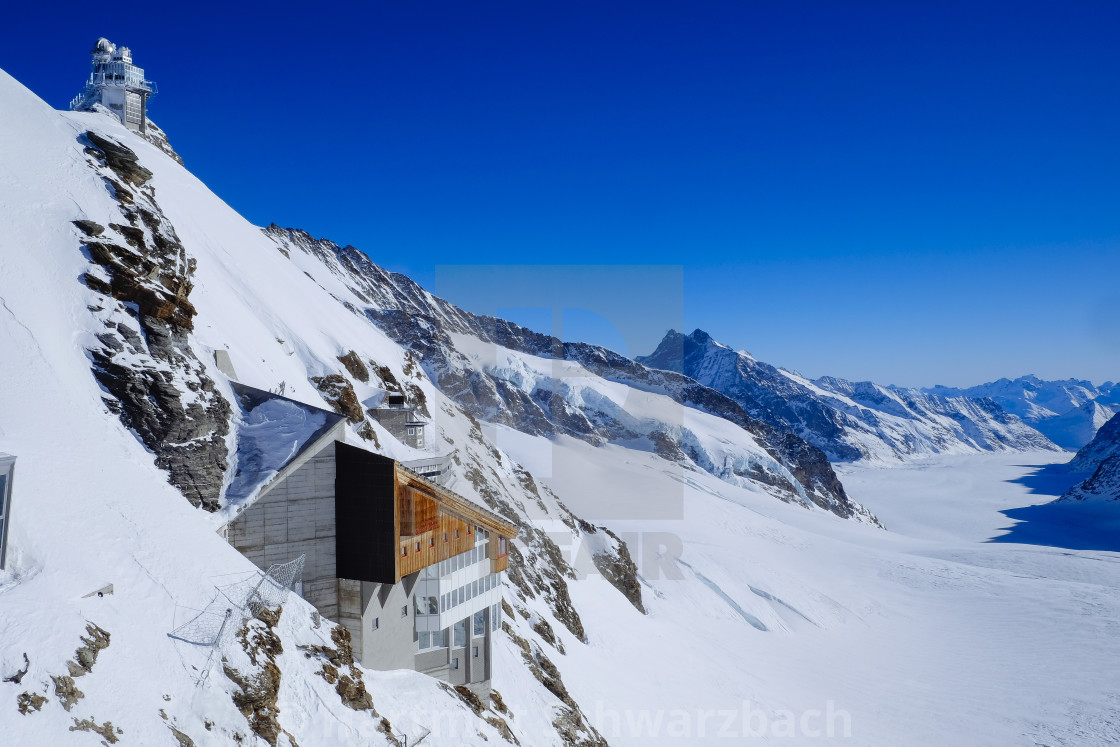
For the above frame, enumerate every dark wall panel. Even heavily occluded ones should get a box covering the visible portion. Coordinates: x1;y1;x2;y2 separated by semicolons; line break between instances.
335;443;397;583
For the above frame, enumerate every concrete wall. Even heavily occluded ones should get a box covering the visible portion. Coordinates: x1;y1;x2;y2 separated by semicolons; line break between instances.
355;576;420;671
226;442;339;617
370;408;426;449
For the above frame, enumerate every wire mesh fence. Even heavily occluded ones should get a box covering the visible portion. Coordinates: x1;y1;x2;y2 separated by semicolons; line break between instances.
169;554;304;682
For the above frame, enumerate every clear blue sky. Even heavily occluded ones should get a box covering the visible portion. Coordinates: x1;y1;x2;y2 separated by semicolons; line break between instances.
6;1;1119;387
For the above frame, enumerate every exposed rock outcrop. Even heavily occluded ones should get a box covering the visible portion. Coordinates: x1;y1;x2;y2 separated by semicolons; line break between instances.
337;350;370;382
69;717;122;743
310;374;364;424
79;132;230;510
68;622;110;677
52;675;83;712
224;608;285;746
297;625;375;712
16;691;47;715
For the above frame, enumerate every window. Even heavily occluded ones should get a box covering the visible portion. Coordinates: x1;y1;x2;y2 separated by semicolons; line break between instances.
408;427;415;435
452;589;459;606
419;631;430;650
473;646;479;657
451;657;459;670
455;529;460;539
492;603;501;632
454;620;467;647
485;543;490;559
443;532;448;543
433;629;448;648
401;605;408;618
472;580;478;597
499;537;507;555
371;617;379;631
440;594;447;612
415;542;421;552
474;611;485;636
416;595;438;615
467;526;472;535
429;537;435;547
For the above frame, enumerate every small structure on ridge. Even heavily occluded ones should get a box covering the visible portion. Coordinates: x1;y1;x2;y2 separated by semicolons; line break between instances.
70;38;157;134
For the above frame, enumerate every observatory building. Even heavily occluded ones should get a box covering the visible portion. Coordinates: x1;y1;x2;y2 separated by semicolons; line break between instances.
70;38;156;134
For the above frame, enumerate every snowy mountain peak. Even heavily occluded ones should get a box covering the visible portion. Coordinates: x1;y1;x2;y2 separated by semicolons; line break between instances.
638;329;1058;463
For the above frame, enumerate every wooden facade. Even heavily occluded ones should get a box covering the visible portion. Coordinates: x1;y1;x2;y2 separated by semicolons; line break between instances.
394;465;517;581
336;443;517;585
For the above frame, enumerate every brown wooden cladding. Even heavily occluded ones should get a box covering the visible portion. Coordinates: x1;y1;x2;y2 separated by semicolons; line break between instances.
396;490;485;579
490;534;509;573
391;463;518;582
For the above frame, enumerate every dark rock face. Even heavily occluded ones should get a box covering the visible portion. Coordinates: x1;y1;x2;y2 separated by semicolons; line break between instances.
1062;412;1120;501
336;350;369;382
579;521;645;614
1069;411;1120;472
79;132;230;511
310;374;364;423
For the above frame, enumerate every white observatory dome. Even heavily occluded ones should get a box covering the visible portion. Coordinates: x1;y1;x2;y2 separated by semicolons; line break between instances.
94;37;115;53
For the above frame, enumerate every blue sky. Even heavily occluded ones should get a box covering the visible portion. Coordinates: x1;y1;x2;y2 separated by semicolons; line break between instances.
6;1;1120;386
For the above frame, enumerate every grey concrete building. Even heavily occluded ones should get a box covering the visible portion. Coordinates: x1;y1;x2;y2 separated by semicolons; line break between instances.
369;393;427;449
220;384;516;696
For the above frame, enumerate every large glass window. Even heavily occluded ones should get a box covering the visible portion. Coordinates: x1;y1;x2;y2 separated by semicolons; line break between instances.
432;629;448;648
418;631;430;650
473;610;485;636
492;603;501;631
415;595;438;616
454;620;467;647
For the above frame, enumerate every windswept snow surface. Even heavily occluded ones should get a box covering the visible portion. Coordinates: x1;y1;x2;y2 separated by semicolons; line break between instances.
521;444;1120;744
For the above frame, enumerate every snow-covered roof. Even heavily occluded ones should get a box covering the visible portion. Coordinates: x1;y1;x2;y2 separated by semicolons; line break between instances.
223;382;346;511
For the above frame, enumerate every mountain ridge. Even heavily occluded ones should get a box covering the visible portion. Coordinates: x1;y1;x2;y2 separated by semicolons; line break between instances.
638;328;1058;463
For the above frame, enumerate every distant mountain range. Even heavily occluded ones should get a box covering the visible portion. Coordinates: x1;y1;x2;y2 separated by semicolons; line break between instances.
923;376;1119;450
638;330;1060;462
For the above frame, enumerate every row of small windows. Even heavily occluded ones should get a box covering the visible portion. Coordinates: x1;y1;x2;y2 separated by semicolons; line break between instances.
417;605;501;651
402;526;490;557
414;572;500;617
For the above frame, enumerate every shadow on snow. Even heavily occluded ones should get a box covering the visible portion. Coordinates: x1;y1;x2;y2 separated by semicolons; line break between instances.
987;463;1120;552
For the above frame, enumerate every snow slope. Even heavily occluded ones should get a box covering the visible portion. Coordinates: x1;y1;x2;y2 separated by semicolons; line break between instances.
0;68;599;746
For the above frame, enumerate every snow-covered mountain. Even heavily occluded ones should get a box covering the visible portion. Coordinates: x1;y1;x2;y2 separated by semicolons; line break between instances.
924;375;1119;450
638;329;1057;463
4;63;1119;747
1061;412;1120;502
261;227;875;524
0;66;882;746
